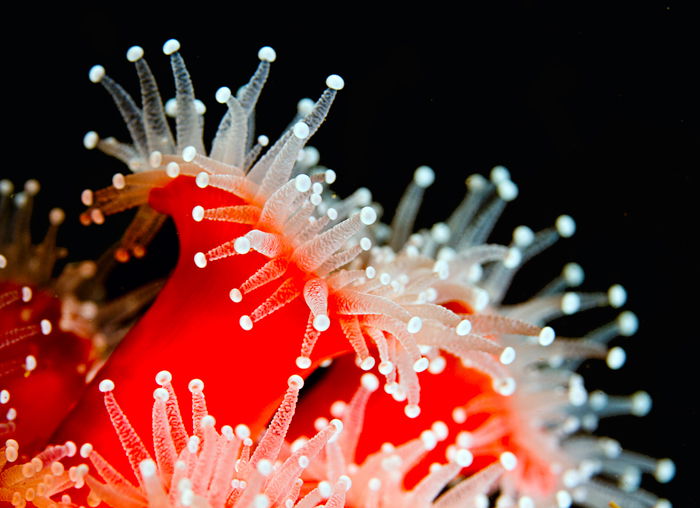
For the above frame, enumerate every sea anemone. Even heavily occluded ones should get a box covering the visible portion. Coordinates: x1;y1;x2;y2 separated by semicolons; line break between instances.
0;37;679;507
0;178;160;455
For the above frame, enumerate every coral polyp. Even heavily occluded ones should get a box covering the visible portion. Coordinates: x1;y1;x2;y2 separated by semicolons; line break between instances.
0;37;678;507
0;179;161;456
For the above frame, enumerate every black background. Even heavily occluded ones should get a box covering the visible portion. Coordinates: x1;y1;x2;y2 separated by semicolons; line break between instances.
4;2;696;505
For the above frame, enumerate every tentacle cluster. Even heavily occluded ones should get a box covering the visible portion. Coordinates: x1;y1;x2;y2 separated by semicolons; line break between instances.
0;178;161;448
76;41;675;507
0;180;90;439
80;42;555;418
0;439;85;507
297;371;516;508
349;164;674;507
53;370;521;508
81;372;353;508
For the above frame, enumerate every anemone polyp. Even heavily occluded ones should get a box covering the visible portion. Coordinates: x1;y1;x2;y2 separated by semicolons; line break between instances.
0;177;165;461
0;40;674;507
68;39;551;432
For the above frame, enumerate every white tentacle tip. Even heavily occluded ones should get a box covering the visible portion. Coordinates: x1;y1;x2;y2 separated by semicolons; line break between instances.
235;424;251;440
631;391;652;416
229;288;243;303
153;387;169;402
404;404;421;419
513;225;534;247
655;458;675;483
295;356;312;369
615;311;638;337
79;443;93;459
490;165;510;184
195;172;209;188
165;98;178;118
539;326;556;346
413;357;429;372
293;122;310;139
378;361;393;375
327;420;344;444
326;74;344;90
432;421;449;441
500;451;518;471
606;347;626;369
497;179;519;201
407;316;423;334
360;357;376;371
561;292;581;314
234;237;251;254
201;415;216;428
473;288;490;311
112;173;126;190
368;478;381;491
556;214;576;237
431;222;451;243
215;86;232;104
361;373;379;392
318;481;332;499
88;65;105;83
494;377;517;396
164;161;180;178
503;247;522;268
608;284;627;308
155;370;172;386
499;347;516;365
456;319;472;336
313;314;330;332
126;46;144;62
24;355;37;372
145;151;162;170
98;379;115;393
258;46;276;62
295;174;312;192
239;315;253;331
325;169;337;184
563;262;584;286
288;374;304;389
40;319;52;335
360;206;377;225
519;496;535;508
337;474;352;491
420;430;438;450
49;208;65;227
466;173;487;191
188;379;204;393
183;146;197;162
192;205;204;222
163;39;181;55
555;490;572;508
455;448;474;467
140;459;157;478
414;166;435;188
194;252;207;268
83;131;99;149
